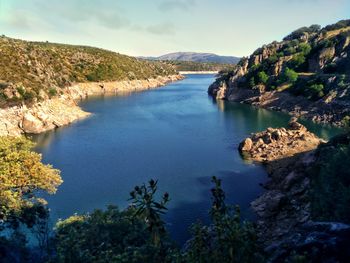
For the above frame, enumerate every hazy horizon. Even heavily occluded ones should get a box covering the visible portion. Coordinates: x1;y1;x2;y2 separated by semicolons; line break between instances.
0;0;349;57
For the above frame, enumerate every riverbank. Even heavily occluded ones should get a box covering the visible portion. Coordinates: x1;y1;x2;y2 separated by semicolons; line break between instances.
179;71;218;75
209;80;350;126
0;75;183;136
239;121;350;261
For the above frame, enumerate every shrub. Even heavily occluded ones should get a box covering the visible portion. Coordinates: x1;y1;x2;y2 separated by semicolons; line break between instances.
281;68;298;83
48;88;57;98
283;24;321;40
257;71;269;84
183;177;264;263
288;53;306;69
310;134;350;223
0;137;62;224
248;77;256;88
342;116;350;127
306;83;324;99
267;54;278;64
297;43;312;55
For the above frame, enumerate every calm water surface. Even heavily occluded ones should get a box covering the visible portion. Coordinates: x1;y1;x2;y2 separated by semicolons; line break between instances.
33;74;341;244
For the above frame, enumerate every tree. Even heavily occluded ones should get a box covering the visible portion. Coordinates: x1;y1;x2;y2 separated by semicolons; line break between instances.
54;206;179;263
184;177;264;263
297;43;312;55
257;71;269;85
129;179;170;247
0;137;62;226
306;83;324;99
288;53;306;69
282;68;298;83
248;77;256;88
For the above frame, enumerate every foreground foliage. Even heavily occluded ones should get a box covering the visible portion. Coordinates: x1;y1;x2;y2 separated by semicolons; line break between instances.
310;133;350;223
53;177;263;263
0;137;61;225
0;136;61;262
183;177;263;263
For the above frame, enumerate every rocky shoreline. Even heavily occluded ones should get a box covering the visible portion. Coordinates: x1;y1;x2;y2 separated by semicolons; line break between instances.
239;120;350;261
209;76;350;127
0;75;183;136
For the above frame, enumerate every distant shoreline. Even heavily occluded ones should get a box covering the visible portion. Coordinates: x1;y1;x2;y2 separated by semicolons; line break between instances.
179;71;218;75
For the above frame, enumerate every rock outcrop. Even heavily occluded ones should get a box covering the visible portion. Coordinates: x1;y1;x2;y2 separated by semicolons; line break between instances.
239;121;350;261
239;118;324;162
208;20;350;126
0;75;183;136
238;119;324;246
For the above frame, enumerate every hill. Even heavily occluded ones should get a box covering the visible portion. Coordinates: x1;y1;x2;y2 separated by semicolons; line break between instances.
142;52;240;64
0;36;177;105
164;60;235;72
209;19;350;126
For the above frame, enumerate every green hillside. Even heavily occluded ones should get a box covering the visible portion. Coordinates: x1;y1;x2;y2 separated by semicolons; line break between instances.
0;36;177;104
209;19;350;125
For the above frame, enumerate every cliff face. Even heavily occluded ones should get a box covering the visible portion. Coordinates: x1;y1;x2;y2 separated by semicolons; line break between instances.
209;20;350;126
0;75;183;136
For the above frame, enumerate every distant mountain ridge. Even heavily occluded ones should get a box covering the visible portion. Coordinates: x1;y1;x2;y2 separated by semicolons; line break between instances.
141;52;240;64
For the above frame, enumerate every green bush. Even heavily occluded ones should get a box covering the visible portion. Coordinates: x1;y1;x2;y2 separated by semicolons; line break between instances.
183;177;264;263
342;116;350;127
281;68;298;83
248;77;256;88
257;71;269;84
288;53;306;69
267;54;278;64
297;43;312;55
48;88;58;98
310;134;350;223
306;83;324;99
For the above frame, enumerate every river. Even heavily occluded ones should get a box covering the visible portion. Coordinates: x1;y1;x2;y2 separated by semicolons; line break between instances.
33;74;341;244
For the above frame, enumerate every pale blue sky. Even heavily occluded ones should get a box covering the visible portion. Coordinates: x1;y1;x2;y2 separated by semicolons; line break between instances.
0;0;349;57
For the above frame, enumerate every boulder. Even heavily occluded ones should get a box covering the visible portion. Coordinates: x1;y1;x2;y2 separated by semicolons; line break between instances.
22;113;44;134
239;138;253;152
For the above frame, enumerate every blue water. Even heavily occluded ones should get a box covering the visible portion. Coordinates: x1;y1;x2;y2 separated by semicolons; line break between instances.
33;74;341;244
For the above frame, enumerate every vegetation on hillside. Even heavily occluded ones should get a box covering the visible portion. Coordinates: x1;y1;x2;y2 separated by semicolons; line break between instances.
214;19;350;101
163;60;235;72
0;36;177;104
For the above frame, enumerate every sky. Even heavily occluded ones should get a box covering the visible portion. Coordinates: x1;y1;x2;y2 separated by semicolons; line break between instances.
0;0;349;57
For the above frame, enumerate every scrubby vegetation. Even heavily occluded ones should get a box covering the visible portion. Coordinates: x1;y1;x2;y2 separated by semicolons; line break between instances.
309;133;350;223
0;36;177;104
52;177;264;262
164;60;235;72
214;19;350;102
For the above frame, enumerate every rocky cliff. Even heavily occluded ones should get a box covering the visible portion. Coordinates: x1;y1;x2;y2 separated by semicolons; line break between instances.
239;123;350;262
209;20;350;126
0;75;183;136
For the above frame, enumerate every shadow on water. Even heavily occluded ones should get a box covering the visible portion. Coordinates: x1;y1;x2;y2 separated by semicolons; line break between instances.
165;166;268;244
